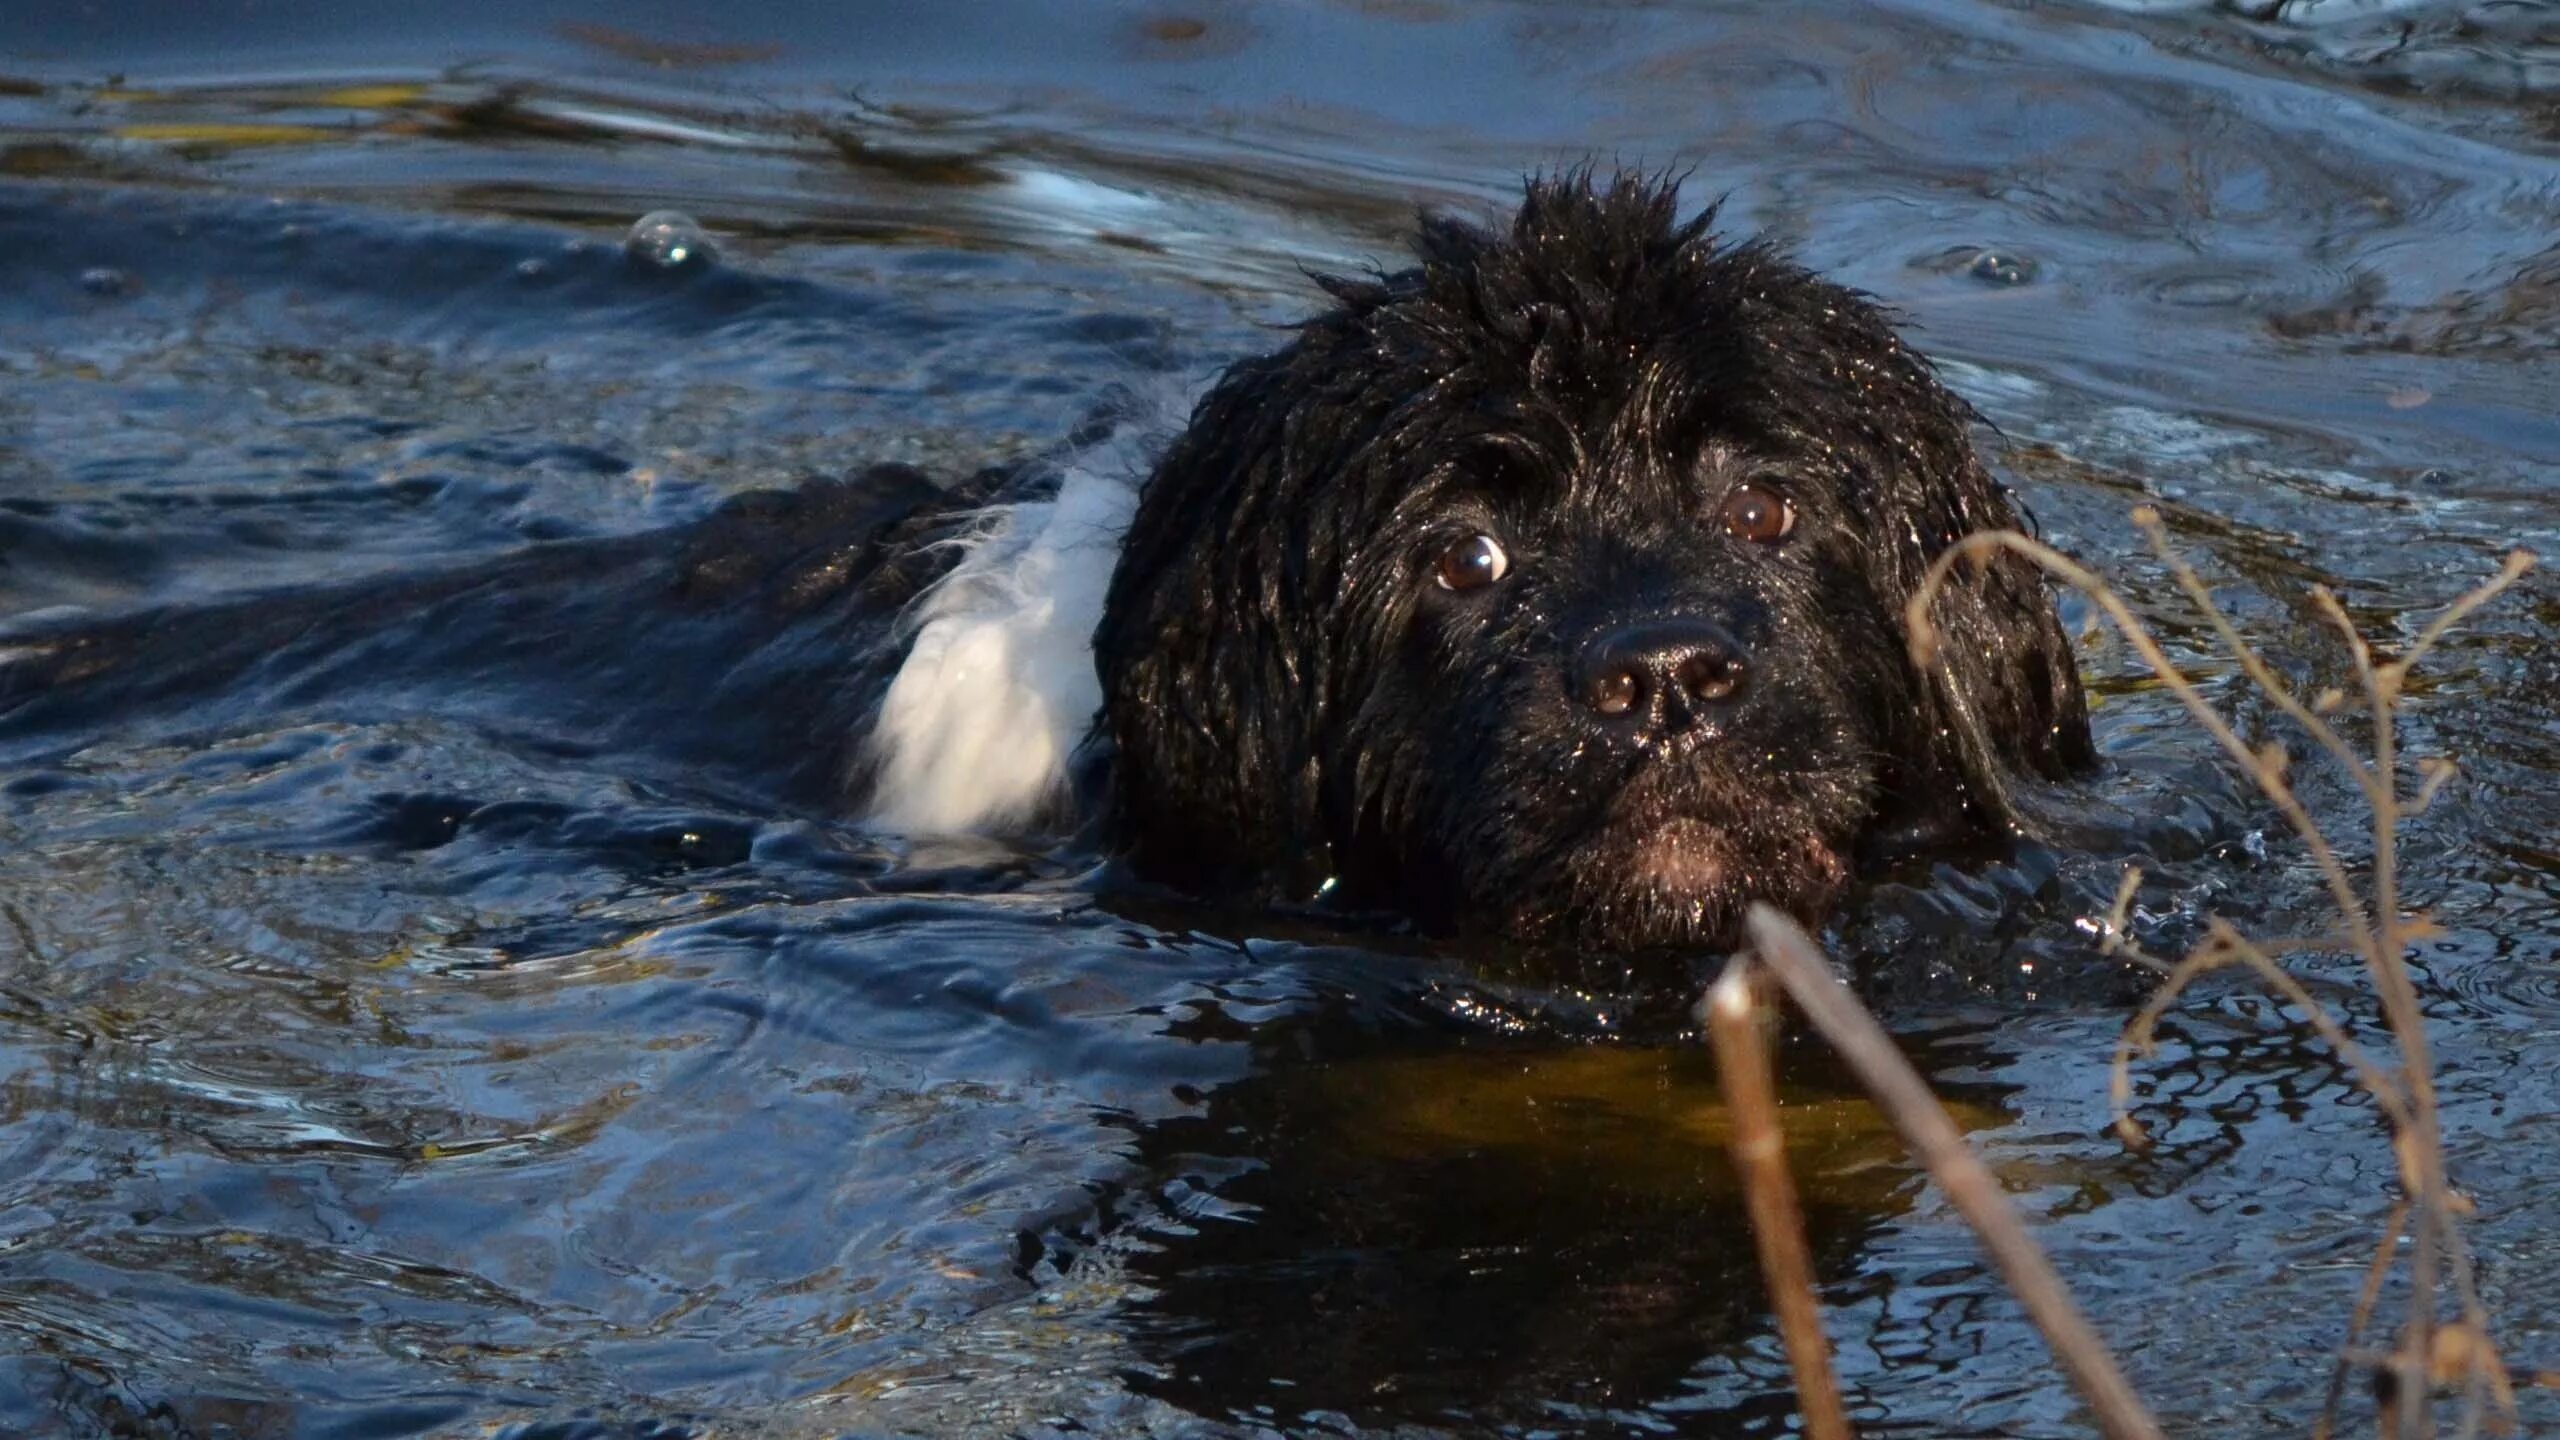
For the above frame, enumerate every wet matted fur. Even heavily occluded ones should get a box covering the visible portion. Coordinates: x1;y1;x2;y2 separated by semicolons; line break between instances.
1093;171;2093;951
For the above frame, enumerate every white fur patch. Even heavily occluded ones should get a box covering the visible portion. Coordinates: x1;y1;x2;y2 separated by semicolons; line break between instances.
861;433;1147;835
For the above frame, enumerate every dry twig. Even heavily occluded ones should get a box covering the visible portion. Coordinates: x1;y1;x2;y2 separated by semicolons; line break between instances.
1905;515;2534;1437
1704;959;1855;1440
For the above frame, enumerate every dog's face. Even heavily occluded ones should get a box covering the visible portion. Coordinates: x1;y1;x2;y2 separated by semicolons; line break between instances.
1327;435;1905;950
1096;174;2092;952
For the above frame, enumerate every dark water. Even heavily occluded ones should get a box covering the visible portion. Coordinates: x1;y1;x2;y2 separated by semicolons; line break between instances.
1;3;2557;1436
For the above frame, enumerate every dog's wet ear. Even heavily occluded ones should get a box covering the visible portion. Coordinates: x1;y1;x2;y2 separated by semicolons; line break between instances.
1094;201;1525;902
1091;354;1340;901
1873;422;2096;830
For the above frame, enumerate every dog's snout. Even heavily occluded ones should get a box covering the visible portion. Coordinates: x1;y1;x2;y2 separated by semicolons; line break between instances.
1575;618;1749;727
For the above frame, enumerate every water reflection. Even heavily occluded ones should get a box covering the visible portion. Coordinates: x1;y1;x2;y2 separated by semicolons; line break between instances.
0;0;2558;1434
1113;1040;2012;1433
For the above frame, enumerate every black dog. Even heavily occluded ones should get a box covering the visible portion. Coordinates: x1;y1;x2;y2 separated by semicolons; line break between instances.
0;171;2091;954
1092;172;2094;951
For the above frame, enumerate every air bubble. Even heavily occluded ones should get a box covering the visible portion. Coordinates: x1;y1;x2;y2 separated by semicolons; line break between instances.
625;210;715;270
78;267;133;297
1967;250;2037;286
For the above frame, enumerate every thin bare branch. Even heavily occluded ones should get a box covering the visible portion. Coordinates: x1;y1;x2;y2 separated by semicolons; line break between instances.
2108;926;2414;1159
2131;509;2380;806
2094;867;2174;977
2317;1201;2409;1440
1705;959;1855;1440
2307;582;2450;1440
2410;758;2461;817
2390;550;2536;686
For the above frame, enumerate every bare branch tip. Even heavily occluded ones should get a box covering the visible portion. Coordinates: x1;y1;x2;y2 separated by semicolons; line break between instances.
1707;963;1760;1021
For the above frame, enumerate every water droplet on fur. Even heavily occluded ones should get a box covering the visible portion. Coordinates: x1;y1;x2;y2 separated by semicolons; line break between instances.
79;266;133;297
625;210;715;270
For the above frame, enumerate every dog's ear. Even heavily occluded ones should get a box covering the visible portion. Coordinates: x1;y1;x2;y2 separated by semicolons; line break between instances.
1859;383;2094;831
1093;215;1495;900
1897;455;2095;820
1091;354;1343;900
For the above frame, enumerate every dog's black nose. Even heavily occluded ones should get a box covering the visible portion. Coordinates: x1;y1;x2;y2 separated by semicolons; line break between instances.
1575;618;1749;727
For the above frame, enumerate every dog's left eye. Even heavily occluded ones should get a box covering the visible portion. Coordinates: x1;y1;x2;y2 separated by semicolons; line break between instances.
1434;533;1510;591
1719;484;1795;545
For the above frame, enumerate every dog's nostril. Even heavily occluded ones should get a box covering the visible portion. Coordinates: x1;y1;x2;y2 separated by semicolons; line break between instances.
1588;667;1643;716
1677;651;1743;704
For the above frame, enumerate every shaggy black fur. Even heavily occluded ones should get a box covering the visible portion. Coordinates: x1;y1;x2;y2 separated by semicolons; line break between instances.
1095;171;2093;951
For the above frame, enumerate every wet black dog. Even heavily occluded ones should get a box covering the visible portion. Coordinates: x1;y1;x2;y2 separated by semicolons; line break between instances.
1092;173;2094;950
0;171;2092;953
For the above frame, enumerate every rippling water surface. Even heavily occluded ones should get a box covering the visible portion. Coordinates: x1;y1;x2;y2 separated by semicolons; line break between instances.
1;3;2557;1436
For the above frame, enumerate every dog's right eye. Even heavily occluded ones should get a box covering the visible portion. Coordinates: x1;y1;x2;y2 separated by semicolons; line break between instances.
1434;533;1510;592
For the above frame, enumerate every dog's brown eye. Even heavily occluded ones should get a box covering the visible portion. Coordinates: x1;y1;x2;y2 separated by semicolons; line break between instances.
1434;533;1510;591
1720;485;1794;545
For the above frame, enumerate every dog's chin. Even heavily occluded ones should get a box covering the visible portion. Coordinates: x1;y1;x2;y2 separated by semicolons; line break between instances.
1478;778;1857;954
1628;814;1742;893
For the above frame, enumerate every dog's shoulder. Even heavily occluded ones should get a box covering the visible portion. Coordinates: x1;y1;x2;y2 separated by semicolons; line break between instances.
0;463;1018;802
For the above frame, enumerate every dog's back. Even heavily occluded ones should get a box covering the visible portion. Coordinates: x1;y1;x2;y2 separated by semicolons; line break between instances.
0;463;986;808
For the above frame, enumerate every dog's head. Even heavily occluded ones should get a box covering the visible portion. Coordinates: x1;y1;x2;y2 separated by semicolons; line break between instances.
1094;172;2092;951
